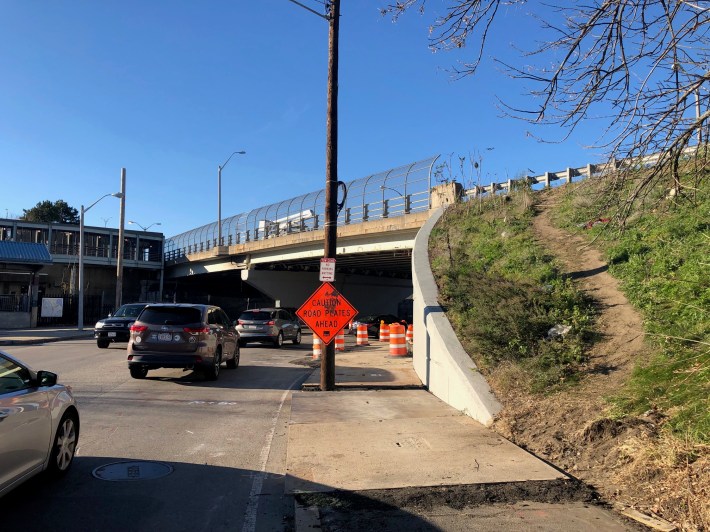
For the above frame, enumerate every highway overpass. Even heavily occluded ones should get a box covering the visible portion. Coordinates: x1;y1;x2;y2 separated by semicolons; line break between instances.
163;157;462;317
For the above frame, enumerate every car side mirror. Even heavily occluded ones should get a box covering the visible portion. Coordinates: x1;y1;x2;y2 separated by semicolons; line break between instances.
37;370;57;387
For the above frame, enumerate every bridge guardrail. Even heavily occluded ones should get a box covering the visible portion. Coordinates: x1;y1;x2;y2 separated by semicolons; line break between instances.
164;156;440;261
165;144;700;262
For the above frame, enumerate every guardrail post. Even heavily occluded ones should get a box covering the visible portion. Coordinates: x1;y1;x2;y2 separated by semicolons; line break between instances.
587;163;594;178
566;167;573;184
544;172;551;188
506;179;512;194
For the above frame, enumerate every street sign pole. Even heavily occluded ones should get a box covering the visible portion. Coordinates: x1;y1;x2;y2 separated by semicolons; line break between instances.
322;0;340;391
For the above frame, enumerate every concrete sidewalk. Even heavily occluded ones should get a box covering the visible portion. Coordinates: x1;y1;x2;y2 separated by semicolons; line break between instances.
287;335;633;531
0;326;93;346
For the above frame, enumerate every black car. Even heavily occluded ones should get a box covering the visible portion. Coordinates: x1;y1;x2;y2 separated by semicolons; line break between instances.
350;314;407;338
94;303;148;348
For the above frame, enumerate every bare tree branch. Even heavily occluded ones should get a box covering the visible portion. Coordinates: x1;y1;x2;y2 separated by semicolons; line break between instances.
383;0;710;220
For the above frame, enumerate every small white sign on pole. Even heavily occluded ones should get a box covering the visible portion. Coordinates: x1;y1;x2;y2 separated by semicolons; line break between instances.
41;298;64;318
319;258;336;282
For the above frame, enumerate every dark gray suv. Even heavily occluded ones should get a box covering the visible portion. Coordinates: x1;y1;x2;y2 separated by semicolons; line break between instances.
127;304;239;380
236;308;301;348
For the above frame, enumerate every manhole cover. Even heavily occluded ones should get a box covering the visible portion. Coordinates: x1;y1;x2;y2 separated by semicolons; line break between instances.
92;461;174;481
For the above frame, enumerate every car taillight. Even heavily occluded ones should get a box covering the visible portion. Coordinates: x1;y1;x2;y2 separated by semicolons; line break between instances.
184;326;210;334
238;320;245;325
130;325;147;332
267;320;275;326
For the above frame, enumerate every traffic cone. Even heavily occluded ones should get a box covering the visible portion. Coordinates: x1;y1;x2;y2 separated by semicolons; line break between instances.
405;324;413;344
356;324;369;346
405;323;414;354
312;337;322;360
379;321;390;342
335;331;345;351
389;323;407;356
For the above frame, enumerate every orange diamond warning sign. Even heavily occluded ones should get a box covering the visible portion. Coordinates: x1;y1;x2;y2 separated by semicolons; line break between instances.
296;282;357;345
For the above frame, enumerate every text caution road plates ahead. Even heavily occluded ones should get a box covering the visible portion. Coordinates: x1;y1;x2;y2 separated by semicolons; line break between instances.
297;282;357;345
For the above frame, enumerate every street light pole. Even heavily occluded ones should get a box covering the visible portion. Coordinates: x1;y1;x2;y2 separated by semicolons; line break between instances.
129;221;161;232
218;151;246;246
115;168;126;312
78;191;123;331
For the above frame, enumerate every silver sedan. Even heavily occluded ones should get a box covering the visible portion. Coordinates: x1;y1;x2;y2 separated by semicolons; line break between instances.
0;350;79;497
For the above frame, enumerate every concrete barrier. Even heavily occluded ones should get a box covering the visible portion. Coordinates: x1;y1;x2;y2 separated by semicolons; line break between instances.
0;311;31;329
411;207;502;426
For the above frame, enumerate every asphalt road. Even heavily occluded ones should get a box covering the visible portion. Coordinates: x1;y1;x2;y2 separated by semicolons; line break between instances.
0;336;314;532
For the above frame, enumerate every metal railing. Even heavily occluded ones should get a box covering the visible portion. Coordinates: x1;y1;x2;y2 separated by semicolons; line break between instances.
0;294;29;313
164;156;440;261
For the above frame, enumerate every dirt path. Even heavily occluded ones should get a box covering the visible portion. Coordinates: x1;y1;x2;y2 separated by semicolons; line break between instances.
532;194;647;388
492;191;655;510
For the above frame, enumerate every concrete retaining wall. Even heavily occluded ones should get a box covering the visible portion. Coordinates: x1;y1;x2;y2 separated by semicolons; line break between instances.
411;207;502;426
0;311;31;329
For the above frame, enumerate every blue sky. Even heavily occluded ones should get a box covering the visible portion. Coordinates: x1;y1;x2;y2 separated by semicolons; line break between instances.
1;1;605;237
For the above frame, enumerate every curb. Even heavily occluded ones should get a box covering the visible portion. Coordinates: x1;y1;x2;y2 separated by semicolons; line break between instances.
0;334;94;346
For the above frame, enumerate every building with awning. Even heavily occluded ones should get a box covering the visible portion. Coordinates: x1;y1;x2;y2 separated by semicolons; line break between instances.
0;241;53;328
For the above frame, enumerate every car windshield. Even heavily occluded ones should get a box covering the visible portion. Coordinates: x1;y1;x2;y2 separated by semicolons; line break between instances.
239;311;273;321
139;307;202;325
113;304;145;318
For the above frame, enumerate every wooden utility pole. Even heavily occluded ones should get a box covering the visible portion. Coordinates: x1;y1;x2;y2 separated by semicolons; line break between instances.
321;0;340;391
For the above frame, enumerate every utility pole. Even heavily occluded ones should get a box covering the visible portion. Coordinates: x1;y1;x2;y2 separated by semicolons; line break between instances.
115;168;126;311
321;0;340;392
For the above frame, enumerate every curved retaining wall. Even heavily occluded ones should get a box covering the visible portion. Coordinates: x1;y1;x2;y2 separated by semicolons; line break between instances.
411;207;502;426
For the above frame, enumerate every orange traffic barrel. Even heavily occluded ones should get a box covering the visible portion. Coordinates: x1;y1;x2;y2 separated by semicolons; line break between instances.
356;324;369;346
379;321;390;342
389;323;407;356
312;337;322;360
335;331;345;351
405;324;413;344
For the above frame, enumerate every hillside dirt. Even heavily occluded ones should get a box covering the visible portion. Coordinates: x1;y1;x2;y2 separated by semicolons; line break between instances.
488;189;708;531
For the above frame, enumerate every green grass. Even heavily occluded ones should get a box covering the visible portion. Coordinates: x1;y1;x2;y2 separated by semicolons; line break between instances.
433;167;709;443
553;170;710;443
430;196;596;392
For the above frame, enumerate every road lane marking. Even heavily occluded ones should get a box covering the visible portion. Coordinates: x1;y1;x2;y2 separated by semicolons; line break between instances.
241;373;306;532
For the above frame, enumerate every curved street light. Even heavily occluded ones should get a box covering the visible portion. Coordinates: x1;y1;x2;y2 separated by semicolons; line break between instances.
128;220;161;232
79;192;123;331
218;150;246;246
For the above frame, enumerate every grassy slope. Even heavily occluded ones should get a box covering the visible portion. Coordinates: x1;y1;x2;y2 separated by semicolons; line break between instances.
431;174;709;443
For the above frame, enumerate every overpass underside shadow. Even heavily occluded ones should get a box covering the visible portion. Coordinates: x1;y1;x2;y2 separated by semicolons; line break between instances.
165;259;415;324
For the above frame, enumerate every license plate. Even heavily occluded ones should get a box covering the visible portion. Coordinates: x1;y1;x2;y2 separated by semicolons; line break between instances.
246;325;257;329
158;333;172;342
108;332;116;338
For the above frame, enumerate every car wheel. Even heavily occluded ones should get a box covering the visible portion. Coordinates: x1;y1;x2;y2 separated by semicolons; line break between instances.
205;349;221;380
292;329;302;345
226;345;240;369
273;332;284;348
130;366;148;379
48;410;79;476
97;339;110;349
